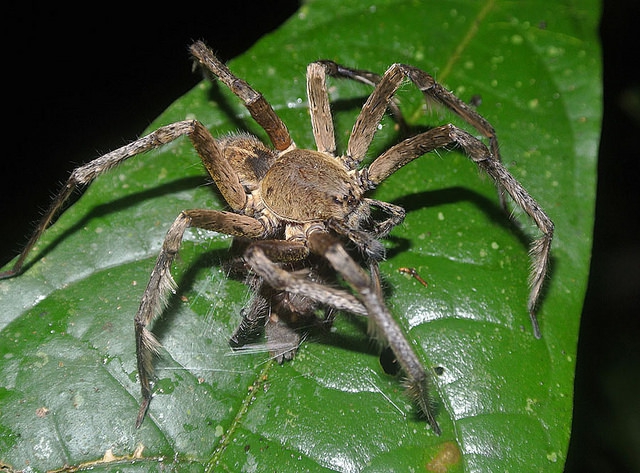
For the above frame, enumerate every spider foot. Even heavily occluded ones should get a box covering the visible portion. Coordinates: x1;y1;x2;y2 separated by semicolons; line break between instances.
229;307;267;348
135;397;151;429
404;375;441;435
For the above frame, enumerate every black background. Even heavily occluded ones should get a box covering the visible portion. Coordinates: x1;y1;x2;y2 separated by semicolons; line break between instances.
2;1;638;471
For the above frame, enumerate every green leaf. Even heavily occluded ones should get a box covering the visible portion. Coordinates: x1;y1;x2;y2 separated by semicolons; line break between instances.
0;0;600;471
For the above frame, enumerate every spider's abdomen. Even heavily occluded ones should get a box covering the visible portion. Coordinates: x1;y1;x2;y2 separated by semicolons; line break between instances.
260;148;360;223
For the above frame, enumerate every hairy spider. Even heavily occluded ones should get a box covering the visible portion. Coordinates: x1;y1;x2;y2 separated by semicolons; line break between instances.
0;41;554;435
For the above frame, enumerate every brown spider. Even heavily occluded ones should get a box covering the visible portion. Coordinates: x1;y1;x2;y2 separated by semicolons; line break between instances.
0;41;554;435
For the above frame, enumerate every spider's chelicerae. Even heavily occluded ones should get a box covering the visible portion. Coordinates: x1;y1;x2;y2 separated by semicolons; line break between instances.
1;41;554;435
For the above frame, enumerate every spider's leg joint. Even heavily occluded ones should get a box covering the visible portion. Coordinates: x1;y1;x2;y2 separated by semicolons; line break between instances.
356;167;377;192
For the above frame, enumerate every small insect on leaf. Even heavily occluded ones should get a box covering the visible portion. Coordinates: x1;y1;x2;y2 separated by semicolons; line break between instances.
398;267;429;287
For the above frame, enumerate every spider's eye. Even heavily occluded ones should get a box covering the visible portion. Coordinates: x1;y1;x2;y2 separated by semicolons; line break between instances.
333;192;357;207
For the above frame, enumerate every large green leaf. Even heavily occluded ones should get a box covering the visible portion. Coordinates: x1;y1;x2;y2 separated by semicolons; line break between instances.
0;0;600;471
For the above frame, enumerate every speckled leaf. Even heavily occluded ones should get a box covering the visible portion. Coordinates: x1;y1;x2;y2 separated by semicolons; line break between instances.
0;0;600;472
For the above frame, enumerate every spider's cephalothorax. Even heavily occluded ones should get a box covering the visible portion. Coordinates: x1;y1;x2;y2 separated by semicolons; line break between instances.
0;41;555;435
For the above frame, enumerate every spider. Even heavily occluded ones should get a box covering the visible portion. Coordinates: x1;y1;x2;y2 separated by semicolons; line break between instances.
0;41;554;435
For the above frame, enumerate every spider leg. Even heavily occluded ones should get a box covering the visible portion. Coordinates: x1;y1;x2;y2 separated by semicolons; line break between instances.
306;231;441;435
305;60;409;158
339;62;506;207
135;209;264;427
229;273;269;348
264;310;305;364
229;273;310;364
190;41;293;152
314;60;384;89
306;62;337;155
242;240;368;363
307;59;408;139
367;124;554;338
244;240;444;431
0;120;247;279
243;242;367;317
